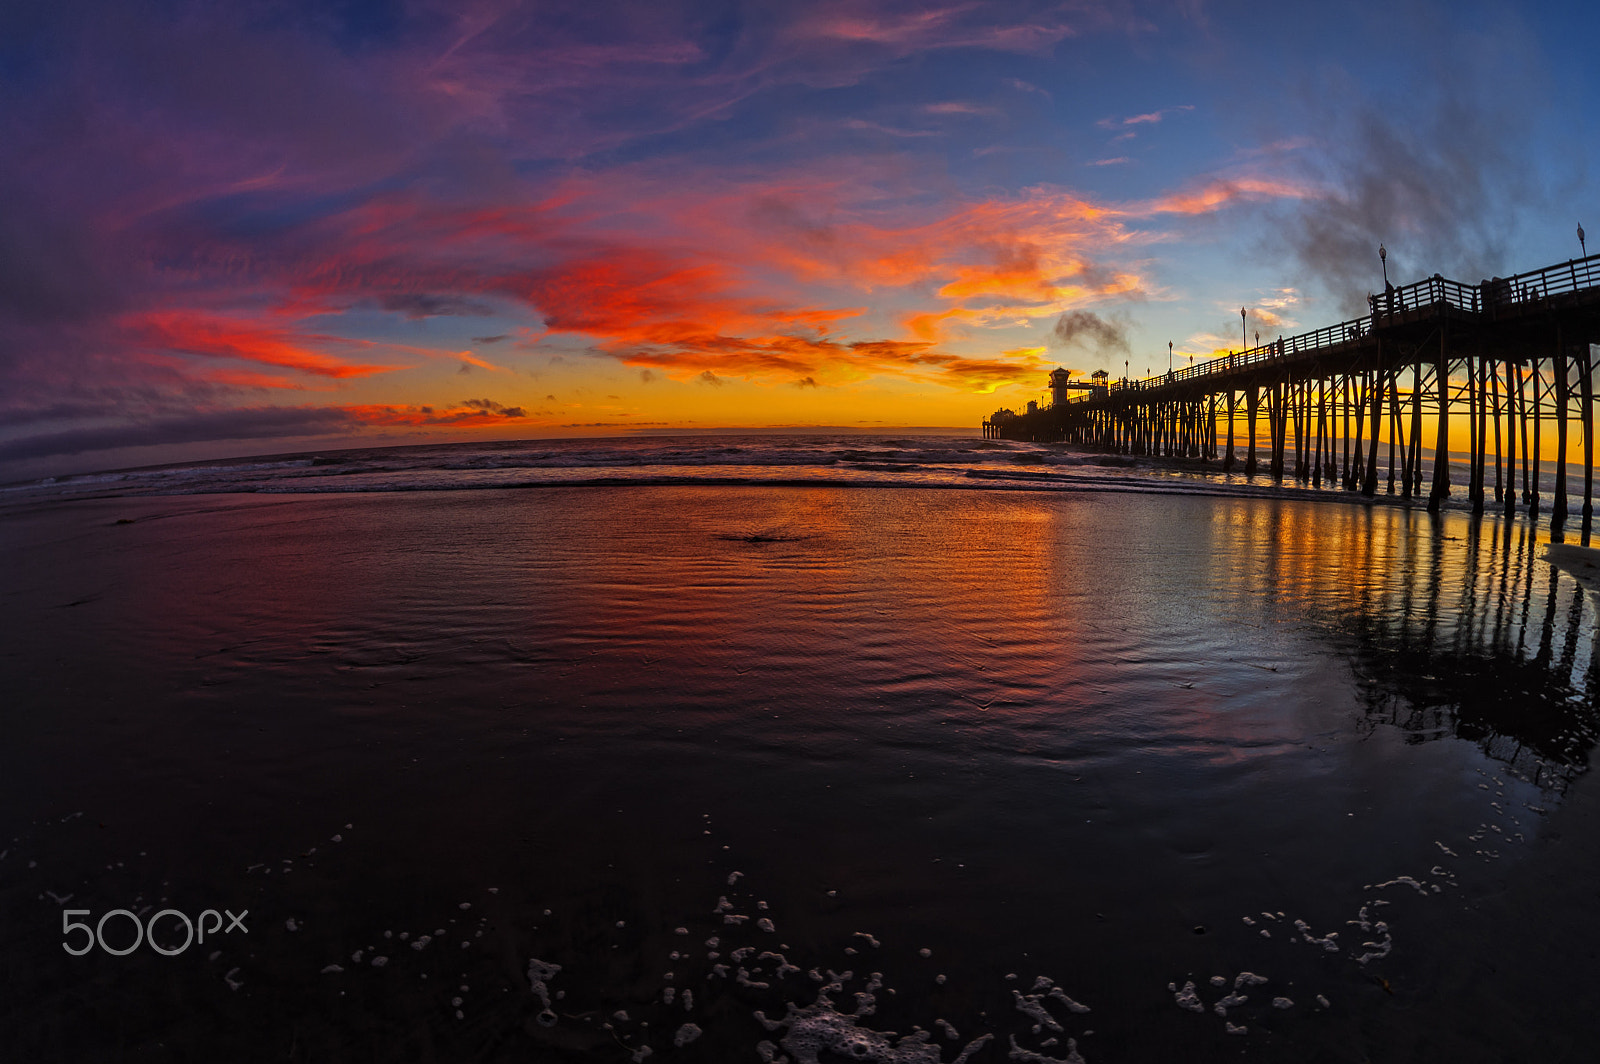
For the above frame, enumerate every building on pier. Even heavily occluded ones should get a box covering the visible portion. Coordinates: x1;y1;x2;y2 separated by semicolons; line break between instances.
1049;367;1073;407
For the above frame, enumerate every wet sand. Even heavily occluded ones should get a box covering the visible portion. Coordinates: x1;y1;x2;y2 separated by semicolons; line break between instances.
1;486;1597;1061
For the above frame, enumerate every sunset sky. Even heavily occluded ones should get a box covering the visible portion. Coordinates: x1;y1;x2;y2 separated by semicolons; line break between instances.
2;0;1595;478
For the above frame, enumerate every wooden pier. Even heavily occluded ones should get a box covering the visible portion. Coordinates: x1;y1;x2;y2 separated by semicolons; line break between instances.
985;253;1600;536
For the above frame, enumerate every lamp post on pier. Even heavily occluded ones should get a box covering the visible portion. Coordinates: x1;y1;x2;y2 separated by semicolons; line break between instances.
1168;341;1173;375
1581;224;1588;257
1240;307;1247;354
1380;243;1388;287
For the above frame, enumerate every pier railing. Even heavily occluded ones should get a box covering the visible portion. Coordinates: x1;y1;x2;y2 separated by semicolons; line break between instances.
1056;253;1600;407
1496;254;1600;305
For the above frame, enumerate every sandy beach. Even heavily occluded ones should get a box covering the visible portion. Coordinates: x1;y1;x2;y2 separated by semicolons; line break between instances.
2;474;1597;1061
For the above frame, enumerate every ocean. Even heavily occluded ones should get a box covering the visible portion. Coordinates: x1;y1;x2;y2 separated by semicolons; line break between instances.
2;433;1597;1062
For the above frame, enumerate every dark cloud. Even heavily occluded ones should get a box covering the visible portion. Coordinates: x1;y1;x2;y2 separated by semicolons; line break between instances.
639;368;657;383
457;362;473;374
0;185;129;327
0;405;358;462
1050;310;1130;354
1265;16;1557;314
472;335;510;344
460;398;527;417
697;370;724;386
793;376;818;388
380;293;494;318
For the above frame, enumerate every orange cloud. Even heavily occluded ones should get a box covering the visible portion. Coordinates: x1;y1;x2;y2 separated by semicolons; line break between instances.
167;168;1314;404
1144;177;1315;216
456;350;506;372
128;312;398;379
514;253;744;340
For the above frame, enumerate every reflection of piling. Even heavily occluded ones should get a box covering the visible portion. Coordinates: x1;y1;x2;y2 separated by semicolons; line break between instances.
1223;498;1600;784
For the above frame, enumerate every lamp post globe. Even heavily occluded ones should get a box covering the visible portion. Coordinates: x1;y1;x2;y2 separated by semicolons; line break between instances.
1379;243;1388;287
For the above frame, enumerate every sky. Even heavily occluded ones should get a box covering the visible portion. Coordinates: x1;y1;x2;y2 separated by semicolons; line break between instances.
1;0;1595;479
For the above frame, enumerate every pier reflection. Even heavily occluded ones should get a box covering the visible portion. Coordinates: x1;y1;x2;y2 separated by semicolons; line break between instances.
1207;501;1599;788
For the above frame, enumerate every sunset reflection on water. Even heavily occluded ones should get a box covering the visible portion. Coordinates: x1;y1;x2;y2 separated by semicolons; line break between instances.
2;485;1597;1060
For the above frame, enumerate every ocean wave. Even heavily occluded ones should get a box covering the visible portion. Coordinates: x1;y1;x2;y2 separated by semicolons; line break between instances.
0;433;1447;513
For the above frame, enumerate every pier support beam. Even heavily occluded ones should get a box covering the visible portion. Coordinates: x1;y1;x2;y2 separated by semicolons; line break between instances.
1582;345;1595;537
1554;342;1569;530
1505;352;1518;519
1518;361;1531;507
1245;387;1259;475
1469;352;1484;512
1531;357;1542;516
1224;389;1236;470
1363;352;1384;497
1429;330;1451;512
1410;361;1424;497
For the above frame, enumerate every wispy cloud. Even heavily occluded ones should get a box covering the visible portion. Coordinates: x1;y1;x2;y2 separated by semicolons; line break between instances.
125;313;399;380
1097;104;1195;130
802;5;1078;57
1142;176;1317;216
1003;77;1052;104
924;101;1002;117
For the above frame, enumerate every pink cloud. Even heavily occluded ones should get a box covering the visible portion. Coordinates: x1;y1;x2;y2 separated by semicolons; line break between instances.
125;312;399;379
